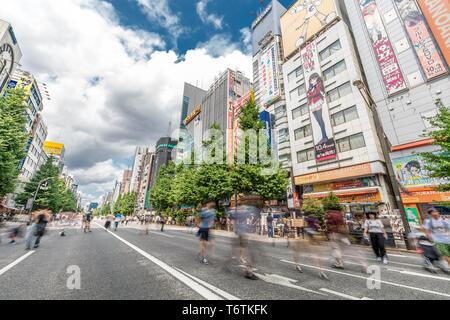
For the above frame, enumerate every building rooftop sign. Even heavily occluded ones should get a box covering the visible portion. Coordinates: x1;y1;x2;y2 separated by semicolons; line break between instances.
252;4;272;30
184;105;201;126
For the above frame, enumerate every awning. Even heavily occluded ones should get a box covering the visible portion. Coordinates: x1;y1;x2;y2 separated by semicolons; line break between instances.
302;187;379;199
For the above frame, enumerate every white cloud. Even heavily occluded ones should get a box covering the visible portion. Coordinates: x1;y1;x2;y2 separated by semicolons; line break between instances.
134;0;184;45
239;27;252;55
1;0;252;204
196;0;224;30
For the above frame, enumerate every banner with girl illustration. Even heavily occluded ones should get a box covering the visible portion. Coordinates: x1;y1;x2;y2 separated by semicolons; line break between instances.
300;42;337;162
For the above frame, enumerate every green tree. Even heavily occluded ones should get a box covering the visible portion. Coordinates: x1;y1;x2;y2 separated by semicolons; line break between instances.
120;192;137;216
419;99;450;193
322;192;344;212
302;196;325;227
0;88;28;197
101;202;111;215
15;157;59;212
149;162;176;211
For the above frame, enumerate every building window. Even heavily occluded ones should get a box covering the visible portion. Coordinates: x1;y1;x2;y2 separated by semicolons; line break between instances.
319;40;342;61
279;154;291;162
336;133;366;153
294;124;312;140
275;105;286;120
323;60;346;81
331;106;358;126
289;83;306;101
326;82;352;103
288;65;303;82
292;103;309;119
297;148;315;162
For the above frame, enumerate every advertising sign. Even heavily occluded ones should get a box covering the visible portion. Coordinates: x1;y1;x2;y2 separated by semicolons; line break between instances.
300;42;337;162
417;0;450;68
295;162;372;185
227;71;234;164
359;0;407;95
252;4;272;29
392;154;449;187
184;105;201;126
394;0;447;79
18;135;34;171
16;76;34;96
259;41;281;106
259;111;275;149
43;141;64;156
304;176;379;193
280;0;338;58
405;206;422;229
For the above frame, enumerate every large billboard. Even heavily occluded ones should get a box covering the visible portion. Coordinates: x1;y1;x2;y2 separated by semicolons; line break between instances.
227;70;234;164
280;0;338;58
417;0;450;68
301;42;337;162
392;154;449;188
43;141;64;156
17;135;34;171
359;0;407;95
259;40;281;106
394;0;447;79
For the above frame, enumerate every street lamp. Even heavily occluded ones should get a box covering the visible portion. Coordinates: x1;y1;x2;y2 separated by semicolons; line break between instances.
352;80;412;249
28;177;55;214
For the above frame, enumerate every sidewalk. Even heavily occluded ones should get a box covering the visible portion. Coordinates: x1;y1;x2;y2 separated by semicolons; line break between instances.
122;221;419;254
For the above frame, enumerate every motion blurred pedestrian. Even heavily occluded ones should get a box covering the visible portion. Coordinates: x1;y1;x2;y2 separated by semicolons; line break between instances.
423;208;450;266
114;213;121;231
196;199;216;264
25;206;50;250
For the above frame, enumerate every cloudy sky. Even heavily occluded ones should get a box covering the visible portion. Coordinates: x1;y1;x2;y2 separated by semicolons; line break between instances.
2;0;291;206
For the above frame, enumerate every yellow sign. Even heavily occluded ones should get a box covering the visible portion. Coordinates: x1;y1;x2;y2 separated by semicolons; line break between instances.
295;163;372;185
184;105;201;126
43;141;64;155
280;0;338;58
16;76;34;96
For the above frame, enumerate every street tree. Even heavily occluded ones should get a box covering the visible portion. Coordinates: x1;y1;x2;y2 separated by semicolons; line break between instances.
420;99;450;193
0;89;28;197
322;192;344;212
302;196;325;227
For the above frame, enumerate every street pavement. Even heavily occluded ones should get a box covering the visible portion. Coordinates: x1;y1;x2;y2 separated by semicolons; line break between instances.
0;219;449;300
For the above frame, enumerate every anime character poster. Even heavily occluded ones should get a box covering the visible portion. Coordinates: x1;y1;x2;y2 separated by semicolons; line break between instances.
300;42;337;162
393;0;447;80
359;0;407;95
392;154;449;187
280;0;337;58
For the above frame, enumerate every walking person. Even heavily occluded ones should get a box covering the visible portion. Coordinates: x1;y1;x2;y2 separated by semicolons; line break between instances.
114;213;121;231
267;212;274;239
303;213;329;279
196;199;216;264
160;215;166;232
423;207;450;267
363;212;389;264
105;213;113;230
84;211;92;233
25;207;50;250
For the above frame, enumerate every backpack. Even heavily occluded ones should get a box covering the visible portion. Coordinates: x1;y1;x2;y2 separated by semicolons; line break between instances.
35;224;46;237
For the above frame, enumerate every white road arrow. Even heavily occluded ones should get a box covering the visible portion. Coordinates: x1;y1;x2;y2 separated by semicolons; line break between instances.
253;273;327;296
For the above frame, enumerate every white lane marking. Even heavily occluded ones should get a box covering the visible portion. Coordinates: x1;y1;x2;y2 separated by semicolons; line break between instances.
281;259;450;298
0;251;35;276
254;273;327;296
386;268;450;281
319;288;363;300
95;223;223;300
125;226;175;238
174;267;240;300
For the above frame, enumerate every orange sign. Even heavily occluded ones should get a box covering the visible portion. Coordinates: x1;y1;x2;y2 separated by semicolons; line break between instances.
294;163;372;185
401;189;450;204
417;0;450;67
304;191;382;203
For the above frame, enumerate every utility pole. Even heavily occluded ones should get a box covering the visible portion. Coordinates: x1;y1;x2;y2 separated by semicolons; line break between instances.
353;80;411;250
28;177;54;214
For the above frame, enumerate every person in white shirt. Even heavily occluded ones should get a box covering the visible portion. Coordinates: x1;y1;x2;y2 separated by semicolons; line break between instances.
363;212;389;264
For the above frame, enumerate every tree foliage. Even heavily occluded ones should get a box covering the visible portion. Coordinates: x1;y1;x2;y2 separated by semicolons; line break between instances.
0;89;28;197
322;192;344;212
419;99;450;192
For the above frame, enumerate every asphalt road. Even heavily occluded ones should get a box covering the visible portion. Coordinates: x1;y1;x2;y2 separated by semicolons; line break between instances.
0;220;449;300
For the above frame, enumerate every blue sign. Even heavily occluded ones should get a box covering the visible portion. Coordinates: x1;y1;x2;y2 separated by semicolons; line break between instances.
8;26;17;45
7;80;17;89
18;136;34;171
259;111;275;148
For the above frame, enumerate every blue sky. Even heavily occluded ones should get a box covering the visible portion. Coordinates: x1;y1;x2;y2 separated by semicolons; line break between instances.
106;0;292;55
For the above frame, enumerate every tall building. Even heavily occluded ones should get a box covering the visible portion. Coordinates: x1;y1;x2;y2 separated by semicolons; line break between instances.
251;0;296;209
150;137;178;188
129;146;149;193
176;83;206;164
5;69;48;208
0;19;22;94
341;0;450;224
137;152;154;213
280;0;402;232
120;169;132;194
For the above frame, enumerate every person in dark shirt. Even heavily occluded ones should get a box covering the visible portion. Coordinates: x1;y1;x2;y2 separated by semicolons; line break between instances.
267;213;274;238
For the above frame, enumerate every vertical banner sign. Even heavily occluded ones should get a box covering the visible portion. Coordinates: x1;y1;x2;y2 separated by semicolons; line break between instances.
417;0;450;68
227;70;234;164
17;136;34;171
301;42;337;162
394;0;447;79
259;40;281;106
233;91;254;156
359;0;407;95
